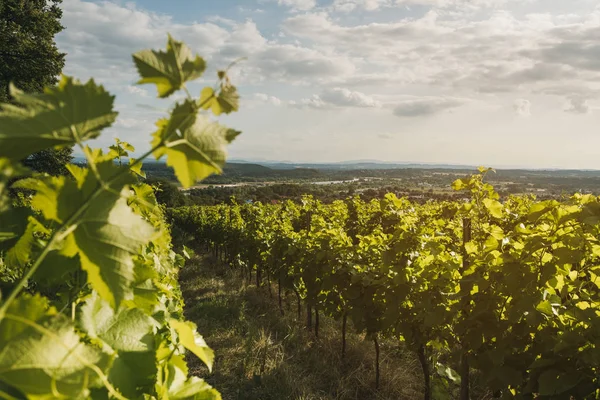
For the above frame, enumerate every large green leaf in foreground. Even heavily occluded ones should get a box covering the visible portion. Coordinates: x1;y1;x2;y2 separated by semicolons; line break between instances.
133;34;206;98
79;293;157;397
152;100;240;188
0;76;117;160
15;161;154;308
0;294;112;398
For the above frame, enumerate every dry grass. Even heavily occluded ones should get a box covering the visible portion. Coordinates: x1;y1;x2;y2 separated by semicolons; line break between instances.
179;255;424;400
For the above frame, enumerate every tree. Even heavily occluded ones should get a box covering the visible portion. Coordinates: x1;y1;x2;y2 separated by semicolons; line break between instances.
146;177;189;208
1;0;72;175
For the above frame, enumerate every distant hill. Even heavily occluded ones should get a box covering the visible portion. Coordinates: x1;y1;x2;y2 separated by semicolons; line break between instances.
229;159;479;170
216;162;320;180
140;161;322;183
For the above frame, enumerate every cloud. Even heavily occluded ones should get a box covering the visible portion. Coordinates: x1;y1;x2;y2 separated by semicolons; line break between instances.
331;0;516;12
254;93;283;106
393;98;463;117
126;85;148;97
565;97;590;114
262;0;316;11
320;88;381;107
282;9;600;105
290;88;381;109
57;1;356;88
513;99;531;117
332;0;390;12
289;95;328;109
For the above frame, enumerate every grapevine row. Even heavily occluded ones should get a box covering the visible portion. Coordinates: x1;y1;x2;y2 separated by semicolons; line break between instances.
169;170;600;399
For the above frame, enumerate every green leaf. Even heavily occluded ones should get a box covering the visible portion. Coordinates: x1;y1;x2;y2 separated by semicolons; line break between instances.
199;87;217;111
79;292;156;353
5;216;49;269
129;158;146;178
0;294;112;398
0;158;29;213
152;101;241;188
536;300;553;316
0;76;117;160
465;241;478;255
17;162;154;308
452;179;467;191
0;205;30;254
169;319;214;371
528;201;555;222
162;356;221;400
200;85;240;116
170;377;221;400
537;369;581;396
133;34;206;98
214;85;239;115
79;293;157;397
483;198;503;219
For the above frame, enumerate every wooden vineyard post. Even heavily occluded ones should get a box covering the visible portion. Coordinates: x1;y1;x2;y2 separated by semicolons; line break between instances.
374;334;380;389
342;313;347;358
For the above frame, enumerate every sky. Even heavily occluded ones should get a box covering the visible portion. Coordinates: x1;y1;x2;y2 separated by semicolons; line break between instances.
55;0;600;169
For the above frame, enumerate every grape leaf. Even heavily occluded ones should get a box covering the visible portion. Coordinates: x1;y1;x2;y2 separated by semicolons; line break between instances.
537;369;581;396
79;292;156;353
0;76;117;160
162;355;221;400
483;198;503;219
152;101;240;188
16;161;154;308
79;293;157;397
199;85;239;116
213;85;239;115
129;158;146;178
169;319;214;371
5;215;49;269
0;158;28;213
0;294;112;398
133;34;206;98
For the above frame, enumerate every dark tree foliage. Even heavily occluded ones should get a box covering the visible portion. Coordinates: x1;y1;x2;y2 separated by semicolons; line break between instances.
1;0;72;175
22;147;73;176
146;177;189;208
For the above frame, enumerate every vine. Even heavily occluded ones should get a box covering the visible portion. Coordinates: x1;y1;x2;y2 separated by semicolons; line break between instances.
0;35;241;399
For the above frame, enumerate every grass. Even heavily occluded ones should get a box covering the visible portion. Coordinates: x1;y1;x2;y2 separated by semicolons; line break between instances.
179;254;424;400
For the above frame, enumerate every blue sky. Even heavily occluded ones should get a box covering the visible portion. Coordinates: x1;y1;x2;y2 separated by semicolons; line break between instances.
56;0;600;168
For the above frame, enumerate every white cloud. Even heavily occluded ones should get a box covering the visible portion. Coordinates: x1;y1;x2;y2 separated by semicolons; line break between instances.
289;94;328;109
320;88;382;107
126;85;148;97
254;93;283;106
513;99;531;117
565;97;590;114
332;0;519;13
263;0;316;11
291;88;381;109
332;0;390;12
393;98;464;117
283;10;600;104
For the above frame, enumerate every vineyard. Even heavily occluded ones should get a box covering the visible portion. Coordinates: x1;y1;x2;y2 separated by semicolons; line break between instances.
0;26;599;400
169;170;600;399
